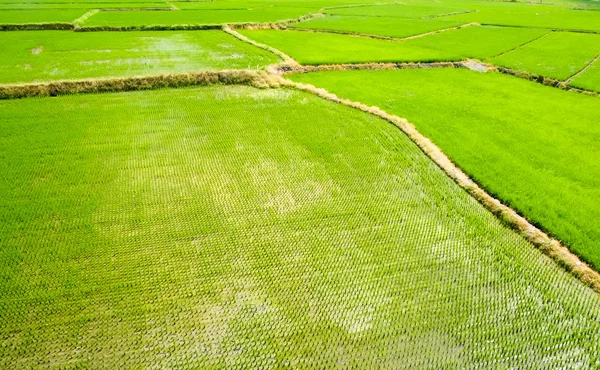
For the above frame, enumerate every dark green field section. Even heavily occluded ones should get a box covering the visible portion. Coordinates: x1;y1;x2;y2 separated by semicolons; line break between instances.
1;85;600;367
291;68;600;270
490;32;600;81
80;8;312;27
0;30;279;84
289;15;466;39
239;26;548;65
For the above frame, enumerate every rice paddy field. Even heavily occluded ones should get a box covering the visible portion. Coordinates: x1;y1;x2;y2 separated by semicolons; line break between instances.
1;0;600;368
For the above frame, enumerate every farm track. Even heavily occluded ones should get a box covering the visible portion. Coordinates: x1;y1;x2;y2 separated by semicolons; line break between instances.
1;65;598;293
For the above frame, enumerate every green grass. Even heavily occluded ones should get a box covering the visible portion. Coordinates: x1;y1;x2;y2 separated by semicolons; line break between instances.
490;31;600;80
571;57;600;91
290;68;600;270
1;85;600;368
0;9;87;23
0;30;279;84
81;8;312;27
442;2;600;32
290;15;466;39
239;26;548;65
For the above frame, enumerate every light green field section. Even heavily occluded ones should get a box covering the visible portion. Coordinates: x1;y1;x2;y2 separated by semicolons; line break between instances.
291;68;600;270
490;31;600;81
0;30;279;84
0;3;170;9
0;9;87;23
442;2;600;32
324;3;472;18
240;26;548;64
571;58;600;91
290;15;467;39
81;8;312;27
1;85;600;368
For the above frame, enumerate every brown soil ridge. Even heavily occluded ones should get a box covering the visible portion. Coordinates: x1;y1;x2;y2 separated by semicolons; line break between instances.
273;61;466;74
280;22;479;42
281;78;600;294
0;70;285;99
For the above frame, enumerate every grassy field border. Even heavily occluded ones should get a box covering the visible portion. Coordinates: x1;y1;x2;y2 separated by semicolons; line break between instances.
0;70;286;99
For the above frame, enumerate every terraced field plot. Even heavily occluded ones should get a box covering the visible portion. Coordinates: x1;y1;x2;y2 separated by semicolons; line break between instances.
323;3;472;18
239;26;548;64
441;2;600;32
0;30;279;83
81;8;313;27
1;85;600;368
291;68;600;269
490;31;600;81
290;15;467;39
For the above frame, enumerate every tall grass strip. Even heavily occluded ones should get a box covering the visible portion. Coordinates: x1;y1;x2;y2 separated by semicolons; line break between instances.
0;70;286;99
283;79;600;292
0;23;73;31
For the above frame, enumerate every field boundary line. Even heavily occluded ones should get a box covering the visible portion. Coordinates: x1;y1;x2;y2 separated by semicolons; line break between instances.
73;9;99;26
0;70;286;100
286;22;479;42
488;29;553;59
282;78;600;293
497;66;599;96
74;24;222;31
274;61;465;74
478;22;600;34
565;53;600;83
0;22;74;31
223;26;299;66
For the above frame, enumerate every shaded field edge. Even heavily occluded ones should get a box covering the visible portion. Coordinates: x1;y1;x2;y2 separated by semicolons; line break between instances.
0;70;286;99
282;78;600;294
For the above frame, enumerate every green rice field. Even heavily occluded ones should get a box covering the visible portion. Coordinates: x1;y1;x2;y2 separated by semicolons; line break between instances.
290;15;466;39
2;0;600;367
291;68;600;269
239;26;548;65
2;85;600;368
0;30;279;83
490;31;600;80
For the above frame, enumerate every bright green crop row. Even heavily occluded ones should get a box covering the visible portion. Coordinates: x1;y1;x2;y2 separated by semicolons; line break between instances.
490;31;600;81
0;30;279;84
290;15;466;39
290;68;600;269
239;26;548;65
1;85;599;368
